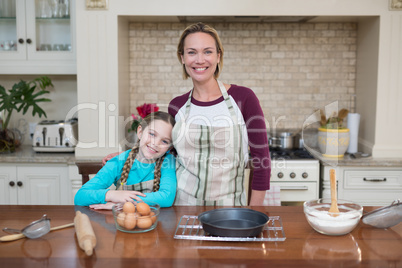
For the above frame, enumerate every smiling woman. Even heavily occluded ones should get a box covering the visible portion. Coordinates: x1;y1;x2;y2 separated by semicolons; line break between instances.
168;22;271;206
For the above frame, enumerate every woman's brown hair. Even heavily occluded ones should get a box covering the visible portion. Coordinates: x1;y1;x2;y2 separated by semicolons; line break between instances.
177;22;224;79
119;111;175;191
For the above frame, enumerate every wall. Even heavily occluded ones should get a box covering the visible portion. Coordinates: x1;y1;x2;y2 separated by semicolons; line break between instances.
0;75;77;145
128;21;357;130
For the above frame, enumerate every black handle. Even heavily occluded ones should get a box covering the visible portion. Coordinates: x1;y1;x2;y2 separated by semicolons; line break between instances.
9;181;15;187
26;39;32;44
18;38;24;44
17;181;23;187
363;178;387;182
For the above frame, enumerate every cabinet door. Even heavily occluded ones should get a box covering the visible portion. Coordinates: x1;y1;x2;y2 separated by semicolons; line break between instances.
0;166;17;204
0;0;27;60
17;165;66;205
26;0;75;61
0;0;76;74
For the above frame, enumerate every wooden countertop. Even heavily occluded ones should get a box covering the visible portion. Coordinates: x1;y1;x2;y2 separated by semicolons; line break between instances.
0;205;401;267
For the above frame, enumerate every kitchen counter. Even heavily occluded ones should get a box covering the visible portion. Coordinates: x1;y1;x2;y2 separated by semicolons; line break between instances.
305;146;402;167
0;145;77;165
0;205;401;267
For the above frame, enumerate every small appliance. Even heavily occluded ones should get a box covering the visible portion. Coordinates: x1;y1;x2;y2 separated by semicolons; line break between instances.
32;118;78;152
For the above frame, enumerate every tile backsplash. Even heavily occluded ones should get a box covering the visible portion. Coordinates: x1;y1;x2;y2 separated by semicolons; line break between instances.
129;22;356;129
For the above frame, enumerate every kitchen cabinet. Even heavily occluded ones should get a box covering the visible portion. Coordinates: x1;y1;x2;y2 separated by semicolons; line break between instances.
0;163;72;205
0;0;76;74
321;165;402;206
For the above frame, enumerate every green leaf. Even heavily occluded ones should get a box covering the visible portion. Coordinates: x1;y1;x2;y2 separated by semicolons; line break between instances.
0;76;53;129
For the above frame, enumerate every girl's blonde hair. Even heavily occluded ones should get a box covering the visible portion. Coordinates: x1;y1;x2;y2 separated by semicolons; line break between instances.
177;22;224;80
119;111;175;191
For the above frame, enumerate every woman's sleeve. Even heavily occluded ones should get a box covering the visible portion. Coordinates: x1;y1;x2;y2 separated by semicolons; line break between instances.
74;151;128;206
241;88;271;191
141;153;177;207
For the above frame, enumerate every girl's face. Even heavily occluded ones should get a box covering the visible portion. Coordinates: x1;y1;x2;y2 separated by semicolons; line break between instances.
136;120;173;162
181;32;220;83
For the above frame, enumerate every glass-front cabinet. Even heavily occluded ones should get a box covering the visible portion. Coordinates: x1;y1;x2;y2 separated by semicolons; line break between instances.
0;0;76;74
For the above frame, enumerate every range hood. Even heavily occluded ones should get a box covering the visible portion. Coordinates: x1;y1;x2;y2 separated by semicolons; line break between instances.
177;16;316;23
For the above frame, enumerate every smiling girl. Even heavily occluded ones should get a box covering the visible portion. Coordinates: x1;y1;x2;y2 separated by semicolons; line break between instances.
74;111;177;209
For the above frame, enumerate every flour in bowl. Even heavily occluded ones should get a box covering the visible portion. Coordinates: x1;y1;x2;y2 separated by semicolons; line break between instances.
306;210;361;236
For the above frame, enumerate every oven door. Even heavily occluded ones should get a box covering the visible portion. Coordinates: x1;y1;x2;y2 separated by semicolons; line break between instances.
271;182;318;202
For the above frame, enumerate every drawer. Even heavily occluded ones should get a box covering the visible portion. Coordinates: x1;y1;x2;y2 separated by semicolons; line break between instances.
343;170;402;190
271;182;318;202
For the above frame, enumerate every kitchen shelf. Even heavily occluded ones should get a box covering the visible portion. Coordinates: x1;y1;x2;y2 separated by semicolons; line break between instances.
174;215;286;242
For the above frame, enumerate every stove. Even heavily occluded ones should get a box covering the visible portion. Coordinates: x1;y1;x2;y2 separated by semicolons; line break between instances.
269;147;320;203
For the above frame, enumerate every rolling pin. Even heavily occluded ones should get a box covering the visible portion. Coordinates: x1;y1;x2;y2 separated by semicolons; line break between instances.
74;211;97;256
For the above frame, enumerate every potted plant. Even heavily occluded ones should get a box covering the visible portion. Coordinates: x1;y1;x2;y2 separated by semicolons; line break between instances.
317;108;350;157
0;76;53;153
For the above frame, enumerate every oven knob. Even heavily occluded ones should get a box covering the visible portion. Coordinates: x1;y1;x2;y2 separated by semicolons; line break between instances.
290;172;296;179
277;172;284;179
302;172;308;179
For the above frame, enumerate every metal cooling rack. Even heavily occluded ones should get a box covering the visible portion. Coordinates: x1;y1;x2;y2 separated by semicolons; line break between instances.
174;215;286;242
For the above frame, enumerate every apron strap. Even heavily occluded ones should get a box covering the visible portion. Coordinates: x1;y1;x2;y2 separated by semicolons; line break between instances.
184;80;239;125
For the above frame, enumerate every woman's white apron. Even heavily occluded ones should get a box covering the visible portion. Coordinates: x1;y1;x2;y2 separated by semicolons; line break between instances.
172;80;247;206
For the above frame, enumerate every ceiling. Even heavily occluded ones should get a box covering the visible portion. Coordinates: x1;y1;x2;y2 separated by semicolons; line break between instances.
125;16;362;23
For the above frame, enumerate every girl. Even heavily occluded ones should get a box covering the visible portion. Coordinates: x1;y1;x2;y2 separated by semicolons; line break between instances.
74;111;176;209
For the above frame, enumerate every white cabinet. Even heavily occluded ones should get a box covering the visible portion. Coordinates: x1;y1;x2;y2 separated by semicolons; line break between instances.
0;163;72;205
0;0;76;74
321;165;402;206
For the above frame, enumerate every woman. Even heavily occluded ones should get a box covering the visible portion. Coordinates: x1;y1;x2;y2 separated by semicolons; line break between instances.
169;22;270;206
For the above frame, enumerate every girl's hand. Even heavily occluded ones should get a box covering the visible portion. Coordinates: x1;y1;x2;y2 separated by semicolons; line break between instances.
105;190;146;203
89;202;116;210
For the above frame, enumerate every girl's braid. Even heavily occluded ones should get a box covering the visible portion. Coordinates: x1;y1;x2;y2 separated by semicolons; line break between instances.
118;140;140;190
152;153;167;191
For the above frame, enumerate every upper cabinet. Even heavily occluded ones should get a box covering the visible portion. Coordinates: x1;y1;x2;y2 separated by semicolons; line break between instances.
0;0;76;74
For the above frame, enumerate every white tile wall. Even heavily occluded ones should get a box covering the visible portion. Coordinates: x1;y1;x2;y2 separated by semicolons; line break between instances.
129;22;356;129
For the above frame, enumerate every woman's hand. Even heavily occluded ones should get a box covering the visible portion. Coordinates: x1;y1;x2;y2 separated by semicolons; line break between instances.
105;190;146;203
249;190;266;206
102;152;122;165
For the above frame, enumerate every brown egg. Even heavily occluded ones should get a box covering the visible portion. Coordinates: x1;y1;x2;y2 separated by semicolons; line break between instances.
137;216;153;229
136;202;151;216
123;202;136;214
117;212;126;227
124;213;137;229
149;211;157;224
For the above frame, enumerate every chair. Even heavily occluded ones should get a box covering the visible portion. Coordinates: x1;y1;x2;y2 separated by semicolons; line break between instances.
75;161;103;185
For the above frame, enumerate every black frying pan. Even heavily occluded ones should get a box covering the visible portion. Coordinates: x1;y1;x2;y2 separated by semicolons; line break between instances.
198;208;269;237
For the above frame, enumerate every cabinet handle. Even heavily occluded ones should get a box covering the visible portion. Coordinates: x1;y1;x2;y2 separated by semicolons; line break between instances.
9;181;15;187
363;178;387;182
280;186;308;190
17;181;23;187
18;38;24;44
26;39;32;44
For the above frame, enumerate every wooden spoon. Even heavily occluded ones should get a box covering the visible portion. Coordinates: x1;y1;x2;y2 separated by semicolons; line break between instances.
328;169;340;217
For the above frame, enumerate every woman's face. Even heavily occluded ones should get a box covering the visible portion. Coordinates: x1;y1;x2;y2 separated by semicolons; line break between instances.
181;32;220;83
136;120;173;162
